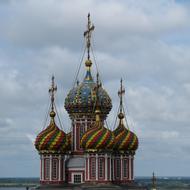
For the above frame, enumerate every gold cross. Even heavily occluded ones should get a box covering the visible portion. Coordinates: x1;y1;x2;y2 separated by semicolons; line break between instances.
49;75;57;111
84;13;95;60
118;78;125;113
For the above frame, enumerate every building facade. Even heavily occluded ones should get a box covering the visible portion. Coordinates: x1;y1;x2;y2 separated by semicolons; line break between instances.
34;14;139;185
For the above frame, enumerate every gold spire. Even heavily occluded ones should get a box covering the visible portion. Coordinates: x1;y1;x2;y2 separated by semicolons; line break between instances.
94;72;101;122
152;172;157;190
118;78;125;124
49;75;57;119
84;13;95;67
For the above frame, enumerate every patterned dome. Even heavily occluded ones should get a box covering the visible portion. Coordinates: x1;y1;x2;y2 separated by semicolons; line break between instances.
113;113;138;152
81;110;114;151
35;111;69;153
65;60;112;119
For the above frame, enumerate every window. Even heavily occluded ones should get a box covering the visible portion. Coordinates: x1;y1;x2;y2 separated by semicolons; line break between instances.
44;158;50;180
74;174;81;183
116;159;121;178
52;159;58;180
98;158;104;178
91;158;96;178
123;159;128;178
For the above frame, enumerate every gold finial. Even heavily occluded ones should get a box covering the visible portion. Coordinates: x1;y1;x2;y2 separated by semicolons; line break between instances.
152;172;157;190
118;78;125;114
49;75;57;117
84;13;95;61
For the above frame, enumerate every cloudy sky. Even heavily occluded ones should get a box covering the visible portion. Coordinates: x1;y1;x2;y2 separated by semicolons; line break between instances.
0;0;190;177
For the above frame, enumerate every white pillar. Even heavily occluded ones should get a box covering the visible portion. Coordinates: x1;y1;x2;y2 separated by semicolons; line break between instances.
50;155;52;181
105;154;108;180
58;155;61;181
87;155;90;180
74;121;77;151
96;154;98;180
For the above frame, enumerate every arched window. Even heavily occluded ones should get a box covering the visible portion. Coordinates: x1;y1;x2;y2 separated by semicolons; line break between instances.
98;158;104;178
90;157;96;179
123;159;128;178
52;158;58;180
44;158;50;180
116;159;121;178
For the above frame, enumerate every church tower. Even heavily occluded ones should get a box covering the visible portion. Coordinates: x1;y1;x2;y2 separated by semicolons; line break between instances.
35;76;69;184
64;14;112;154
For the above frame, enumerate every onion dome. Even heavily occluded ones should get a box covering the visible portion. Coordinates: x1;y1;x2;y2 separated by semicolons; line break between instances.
35;111;69;153
64;59;112;119
113;79;138;152
35;76;69;153
113;113;138;152
81;110;114;151
81;74;114;151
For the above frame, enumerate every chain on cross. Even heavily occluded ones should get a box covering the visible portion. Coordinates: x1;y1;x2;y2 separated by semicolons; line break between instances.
49;75;57;111
84;13;95;60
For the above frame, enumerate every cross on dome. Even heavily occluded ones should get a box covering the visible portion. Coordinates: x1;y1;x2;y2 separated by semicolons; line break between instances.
118;78;125;114
84;13;95;61
49;75;57;113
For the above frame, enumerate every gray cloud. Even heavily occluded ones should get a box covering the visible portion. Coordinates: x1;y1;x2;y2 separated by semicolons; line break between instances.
0;0;190;177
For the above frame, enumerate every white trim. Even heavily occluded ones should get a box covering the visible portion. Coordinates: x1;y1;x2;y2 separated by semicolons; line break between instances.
96;154;98;180
74;120;77;151
105;154;108;180
58;155;61;181
67;168;85;171
87;155;90;180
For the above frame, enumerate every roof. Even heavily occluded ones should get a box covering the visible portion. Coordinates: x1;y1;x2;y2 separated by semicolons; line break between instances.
66;157;85;168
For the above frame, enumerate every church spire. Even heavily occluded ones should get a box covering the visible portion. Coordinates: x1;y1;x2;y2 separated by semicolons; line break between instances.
95;72;101;122
48;75;57;120
152;172;157;190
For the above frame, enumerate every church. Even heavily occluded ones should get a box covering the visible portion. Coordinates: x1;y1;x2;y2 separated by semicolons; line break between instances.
34;14;140;186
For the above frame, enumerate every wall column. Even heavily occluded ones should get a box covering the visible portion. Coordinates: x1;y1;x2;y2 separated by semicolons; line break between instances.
105;154;108;180
58;155;61;181
87;155;90;181
96;154;98;181
74;120;77;151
